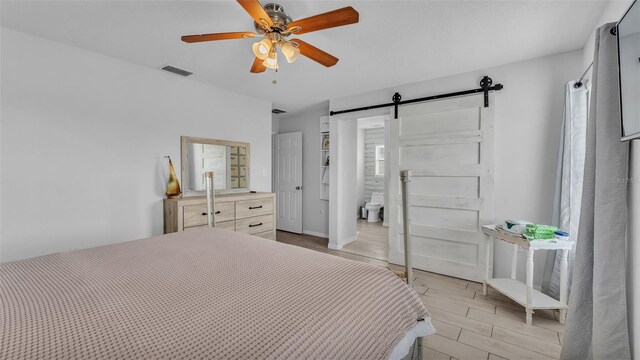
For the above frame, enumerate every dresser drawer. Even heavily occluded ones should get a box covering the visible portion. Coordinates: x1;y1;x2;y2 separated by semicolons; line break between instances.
214;202;236;222
183;220;235;232
236;198;273;219
183;202;235;228
216;220;235;231
236;214;273;235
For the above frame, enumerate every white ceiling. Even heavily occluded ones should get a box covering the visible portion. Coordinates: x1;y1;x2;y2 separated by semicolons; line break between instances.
1;0;609;115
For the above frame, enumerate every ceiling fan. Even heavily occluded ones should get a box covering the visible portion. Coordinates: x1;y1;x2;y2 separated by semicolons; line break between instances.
181;0;359;73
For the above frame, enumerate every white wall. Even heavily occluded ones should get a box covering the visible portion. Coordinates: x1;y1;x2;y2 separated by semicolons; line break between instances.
582;0;633;68
330;49;583;287
278;105;330;237
356;127;365;213
0;28;272;262
329;116;358;249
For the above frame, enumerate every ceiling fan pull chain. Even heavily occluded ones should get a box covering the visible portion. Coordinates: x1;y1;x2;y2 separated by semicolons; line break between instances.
272;68;278;84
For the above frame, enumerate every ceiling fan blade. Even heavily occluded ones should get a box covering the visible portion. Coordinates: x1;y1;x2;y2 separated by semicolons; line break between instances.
291;39;338;67
287;7;359;35
182;32;256;43
237;0;274;28
250;57;267;73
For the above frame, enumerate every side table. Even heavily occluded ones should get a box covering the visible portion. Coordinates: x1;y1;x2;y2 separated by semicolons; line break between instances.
481;225;574;325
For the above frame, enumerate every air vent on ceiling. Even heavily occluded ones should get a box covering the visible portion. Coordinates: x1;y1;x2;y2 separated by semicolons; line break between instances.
161;65;193;77
272;109;287;114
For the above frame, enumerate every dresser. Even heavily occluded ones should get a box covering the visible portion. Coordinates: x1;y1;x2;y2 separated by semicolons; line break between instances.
163;192;276;241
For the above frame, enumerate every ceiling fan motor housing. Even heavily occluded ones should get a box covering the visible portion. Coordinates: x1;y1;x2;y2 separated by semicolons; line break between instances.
255;3;292;34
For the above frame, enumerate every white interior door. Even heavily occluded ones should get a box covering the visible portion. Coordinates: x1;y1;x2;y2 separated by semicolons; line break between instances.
389;94;495;282
275;132;303;233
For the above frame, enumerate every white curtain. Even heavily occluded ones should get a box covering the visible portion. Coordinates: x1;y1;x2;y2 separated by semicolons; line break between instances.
560;23;631;360
542;80;589;300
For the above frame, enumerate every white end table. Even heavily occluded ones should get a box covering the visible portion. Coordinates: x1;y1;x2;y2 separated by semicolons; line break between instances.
481;225;574;325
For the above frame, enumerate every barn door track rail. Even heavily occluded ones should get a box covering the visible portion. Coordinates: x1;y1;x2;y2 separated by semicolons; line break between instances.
330;76;503;119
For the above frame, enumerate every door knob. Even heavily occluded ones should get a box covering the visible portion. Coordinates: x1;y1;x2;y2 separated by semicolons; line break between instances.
296;186;302;190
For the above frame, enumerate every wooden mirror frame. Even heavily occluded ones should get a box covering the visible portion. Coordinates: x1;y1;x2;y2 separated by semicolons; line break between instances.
180;136;250;196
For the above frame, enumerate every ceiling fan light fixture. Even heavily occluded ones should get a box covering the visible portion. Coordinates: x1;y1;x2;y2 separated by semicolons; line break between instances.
281;41;300;63
252;38;272;60
181;2;360;75
263;49;278;70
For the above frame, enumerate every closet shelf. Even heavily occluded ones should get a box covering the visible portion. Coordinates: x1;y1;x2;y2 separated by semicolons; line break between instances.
320;116;330;201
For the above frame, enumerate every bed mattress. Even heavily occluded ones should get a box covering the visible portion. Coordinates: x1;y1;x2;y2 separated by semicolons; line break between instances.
1;228;432;359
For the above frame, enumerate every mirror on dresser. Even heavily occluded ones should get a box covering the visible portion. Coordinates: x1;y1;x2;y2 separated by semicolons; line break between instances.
180;136;250;196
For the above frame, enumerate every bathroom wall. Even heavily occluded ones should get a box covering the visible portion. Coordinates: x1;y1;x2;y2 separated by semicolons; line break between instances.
364;128;385;203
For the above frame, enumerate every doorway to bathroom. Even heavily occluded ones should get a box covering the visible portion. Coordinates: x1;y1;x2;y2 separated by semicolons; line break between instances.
336;115;390;261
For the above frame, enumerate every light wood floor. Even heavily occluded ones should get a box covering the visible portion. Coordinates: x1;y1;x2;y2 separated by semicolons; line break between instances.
276;229;564;360
338;220;389;261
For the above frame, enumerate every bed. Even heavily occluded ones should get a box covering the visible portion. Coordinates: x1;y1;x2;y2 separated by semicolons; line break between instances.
0;227;434;359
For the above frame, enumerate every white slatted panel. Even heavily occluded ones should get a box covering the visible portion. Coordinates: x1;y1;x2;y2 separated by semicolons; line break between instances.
389;94;495;281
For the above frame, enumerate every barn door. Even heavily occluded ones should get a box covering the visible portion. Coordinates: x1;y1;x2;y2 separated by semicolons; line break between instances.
388;94;494;282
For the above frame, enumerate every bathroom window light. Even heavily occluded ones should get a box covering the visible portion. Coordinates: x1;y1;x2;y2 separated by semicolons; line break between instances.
375;145;384;176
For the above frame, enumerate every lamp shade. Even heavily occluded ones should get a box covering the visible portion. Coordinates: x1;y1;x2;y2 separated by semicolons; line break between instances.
281;41;300;63
252;38;272;60
262;50;278;70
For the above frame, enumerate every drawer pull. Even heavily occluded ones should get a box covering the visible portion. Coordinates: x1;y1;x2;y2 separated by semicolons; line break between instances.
201;211;222;216
249;222;263;228
249;205;263;210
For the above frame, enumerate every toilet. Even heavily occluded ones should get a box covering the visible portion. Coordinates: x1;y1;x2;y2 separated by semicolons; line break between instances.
365;192;384;223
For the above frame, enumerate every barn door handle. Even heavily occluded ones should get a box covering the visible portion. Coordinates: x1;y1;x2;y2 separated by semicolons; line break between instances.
249;206;263;210
249;222;263;228
296;186;302;190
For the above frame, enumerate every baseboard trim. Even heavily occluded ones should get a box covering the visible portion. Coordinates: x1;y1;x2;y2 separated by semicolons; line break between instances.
340;235;358;247
328;242;342;250
302;230;329;239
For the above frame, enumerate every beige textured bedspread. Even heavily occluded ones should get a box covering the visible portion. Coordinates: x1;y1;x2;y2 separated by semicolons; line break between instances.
1;228;430;359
